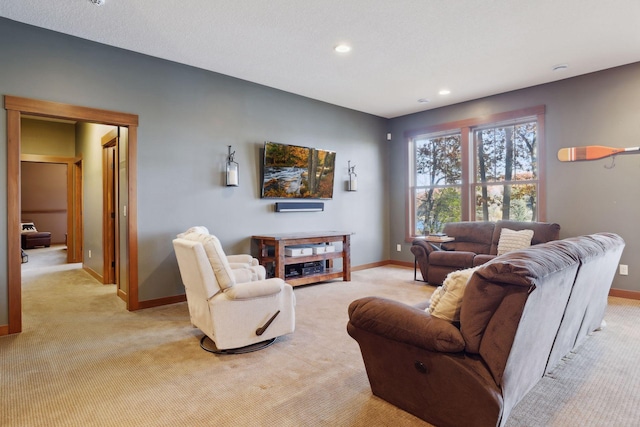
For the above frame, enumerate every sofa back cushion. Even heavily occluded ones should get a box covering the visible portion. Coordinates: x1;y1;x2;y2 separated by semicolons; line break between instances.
546;233;625;371
460;240;582;378
441;221;495;254
488;220;560;255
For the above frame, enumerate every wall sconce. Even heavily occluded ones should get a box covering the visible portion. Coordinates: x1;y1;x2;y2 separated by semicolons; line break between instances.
348;160;357;191
226;145;239;187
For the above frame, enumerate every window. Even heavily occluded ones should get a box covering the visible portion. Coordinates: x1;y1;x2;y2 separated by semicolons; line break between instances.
474;121;539;222
407;106;545;238
413;132;462;235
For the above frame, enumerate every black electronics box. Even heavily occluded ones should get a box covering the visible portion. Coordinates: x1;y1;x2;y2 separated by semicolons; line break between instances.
285;261;324;278
301;261;324;276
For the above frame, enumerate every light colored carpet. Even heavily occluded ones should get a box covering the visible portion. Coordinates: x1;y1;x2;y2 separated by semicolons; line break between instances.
2;249;640;426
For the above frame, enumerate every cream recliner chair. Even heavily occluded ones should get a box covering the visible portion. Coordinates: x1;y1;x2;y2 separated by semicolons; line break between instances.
173;229;295;353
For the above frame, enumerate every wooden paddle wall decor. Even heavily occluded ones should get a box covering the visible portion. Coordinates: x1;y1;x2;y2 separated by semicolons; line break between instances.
558;145;640;162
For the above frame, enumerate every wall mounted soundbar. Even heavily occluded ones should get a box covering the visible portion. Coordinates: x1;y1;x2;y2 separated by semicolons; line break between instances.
275;202;324;212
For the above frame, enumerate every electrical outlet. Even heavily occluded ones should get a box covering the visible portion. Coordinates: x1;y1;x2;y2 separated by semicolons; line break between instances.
396;244;402;252
89;250;92;259
619;264;628;276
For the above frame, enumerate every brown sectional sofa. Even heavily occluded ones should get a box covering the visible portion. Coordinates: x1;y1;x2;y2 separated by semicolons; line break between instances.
348;233;625;427
412;220;561;285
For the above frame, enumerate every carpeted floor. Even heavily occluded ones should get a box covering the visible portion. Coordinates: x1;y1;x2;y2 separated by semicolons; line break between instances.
2;248;640;426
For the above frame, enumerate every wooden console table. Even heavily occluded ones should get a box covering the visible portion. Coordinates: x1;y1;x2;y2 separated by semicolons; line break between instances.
252;231;351;287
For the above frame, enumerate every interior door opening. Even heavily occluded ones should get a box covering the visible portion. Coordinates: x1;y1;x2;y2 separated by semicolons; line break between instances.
6;95;139;335
103;130;118;285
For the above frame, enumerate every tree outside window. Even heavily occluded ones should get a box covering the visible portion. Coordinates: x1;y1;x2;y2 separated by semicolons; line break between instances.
413;133;462;235
407;106;545;238
475;121;538;221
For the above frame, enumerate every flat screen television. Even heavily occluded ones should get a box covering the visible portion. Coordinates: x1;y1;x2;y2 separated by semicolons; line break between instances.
261;141;336;199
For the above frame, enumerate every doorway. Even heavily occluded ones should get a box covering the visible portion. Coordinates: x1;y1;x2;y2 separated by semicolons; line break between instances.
5;95;140;334
20;153;81;264
102;129;118;286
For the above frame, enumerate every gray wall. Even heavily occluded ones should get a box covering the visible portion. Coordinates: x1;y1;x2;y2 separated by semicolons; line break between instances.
2;16;638;327
75;122;117;277
0;18;388;323
389;63;640;291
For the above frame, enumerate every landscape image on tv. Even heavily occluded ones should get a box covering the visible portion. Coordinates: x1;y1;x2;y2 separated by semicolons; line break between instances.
261;141;336;199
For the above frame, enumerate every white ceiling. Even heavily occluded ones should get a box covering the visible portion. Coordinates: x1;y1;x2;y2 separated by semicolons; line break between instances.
2;0;640;118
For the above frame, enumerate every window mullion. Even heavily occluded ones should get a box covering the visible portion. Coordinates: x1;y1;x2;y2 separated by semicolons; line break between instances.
460;127;471;221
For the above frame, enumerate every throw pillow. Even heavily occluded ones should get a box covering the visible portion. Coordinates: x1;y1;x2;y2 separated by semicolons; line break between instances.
497;228;534;256
21;222;37;232
427;266;479;322
180;232;235;290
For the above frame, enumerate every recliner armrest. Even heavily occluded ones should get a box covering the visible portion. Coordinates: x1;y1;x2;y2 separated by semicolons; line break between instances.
348;297;465;353
411;239;441;257
226;254;258;266
429;250;476;268
223;278;285;300
228;262;253;269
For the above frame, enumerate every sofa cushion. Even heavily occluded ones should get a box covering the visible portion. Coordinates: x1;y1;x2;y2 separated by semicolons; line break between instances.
428;266;479;322
461;240;582;354
497;228;534;256
441;221;495;254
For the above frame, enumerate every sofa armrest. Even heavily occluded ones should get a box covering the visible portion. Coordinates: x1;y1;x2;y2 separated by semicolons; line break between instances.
223;278;284;300
429;250;476;268
411;239;441;257
411;240;442;281
348;297;465;352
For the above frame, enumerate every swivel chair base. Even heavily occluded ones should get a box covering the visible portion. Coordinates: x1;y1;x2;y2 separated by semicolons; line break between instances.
199;335;277;354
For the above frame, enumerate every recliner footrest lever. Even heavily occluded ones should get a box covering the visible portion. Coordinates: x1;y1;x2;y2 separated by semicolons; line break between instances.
256;310;280;336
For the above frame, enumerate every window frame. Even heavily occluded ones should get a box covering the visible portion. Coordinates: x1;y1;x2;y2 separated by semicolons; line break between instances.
404;105;546;242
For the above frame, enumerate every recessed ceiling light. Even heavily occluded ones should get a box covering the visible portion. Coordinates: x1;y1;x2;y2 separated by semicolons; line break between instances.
552;64;569;72
417;98;430;103
334;44;352;53
439;89;451;95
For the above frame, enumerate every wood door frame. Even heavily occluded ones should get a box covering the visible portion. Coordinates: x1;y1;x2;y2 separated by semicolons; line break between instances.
5;95;139;334
72;159;83;264
102;129;118;285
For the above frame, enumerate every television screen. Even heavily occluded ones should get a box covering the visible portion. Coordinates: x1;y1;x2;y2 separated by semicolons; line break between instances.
261;141;336;199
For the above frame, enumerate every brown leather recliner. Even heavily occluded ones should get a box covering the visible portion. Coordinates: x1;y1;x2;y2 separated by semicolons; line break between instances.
411;220;561;285
349;233;624;427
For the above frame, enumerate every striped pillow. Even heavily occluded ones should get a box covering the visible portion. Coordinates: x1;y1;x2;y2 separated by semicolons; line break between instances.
497;228;534;256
